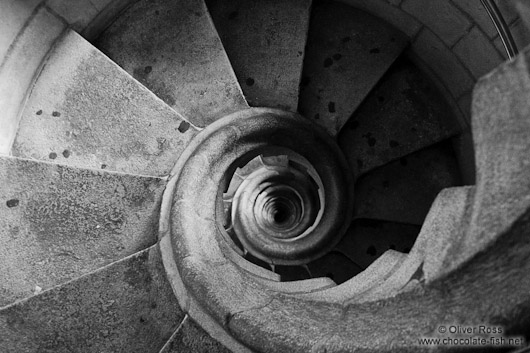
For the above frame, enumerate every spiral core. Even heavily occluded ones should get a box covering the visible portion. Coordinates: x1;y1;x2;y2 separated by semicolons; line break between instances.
225;151;324;265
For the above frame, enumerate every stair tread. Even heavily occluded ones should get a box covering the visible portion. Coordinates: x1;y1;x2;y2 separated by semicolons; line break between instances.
0;245;184;353
349;187;474;303
0;156;165;307
338;59;462;176
96;0;249;128
208;0;311;111
353;141;462;225
298;2;408;135
12;30;196;177
337;219;420;272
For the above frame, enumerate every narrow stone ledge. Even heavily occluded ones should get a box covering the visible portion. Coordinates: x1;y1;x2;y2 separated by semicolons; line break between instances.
0;5;65;154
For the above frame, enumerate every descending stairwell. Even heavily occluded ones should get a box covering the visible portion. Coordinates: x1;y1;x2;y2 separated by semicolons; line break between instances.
1;0;530;352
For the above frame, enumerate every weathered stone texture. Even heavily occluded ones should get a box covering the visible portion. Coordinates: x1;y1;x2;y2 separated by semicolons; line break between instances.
298;1;408;135
208;0;311;112
0;157;165;306
96;0;248;128
13;30;196;177
0;246;184;353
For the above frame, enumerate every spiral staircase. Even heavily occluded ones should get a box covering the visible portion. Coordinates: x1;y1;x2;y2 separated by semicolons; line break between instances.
1;0;530;352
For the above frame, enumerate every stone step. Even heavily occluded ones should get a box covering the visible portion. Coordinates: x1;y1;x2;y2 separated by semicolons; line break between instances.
344;186;474;303
338;59;463;176
0;245;184;353
353;140;462;225
298;2;408;136
11;29;196;177
0;156;165;306
96;0;249;128
207;0;312;112
336;219;421;273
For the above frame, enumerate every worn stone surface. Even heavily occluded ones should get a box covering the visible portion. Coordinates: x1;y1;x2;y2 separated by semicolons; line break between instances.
298;1;408;135
402;0;471;46
344;0;423;37
208;0;311;112
353;141;462;225
413;186;475;282
227;207;530;352
180;256;274;324
466;46;530;268
12;30;196;177
229;295;344;353
339;58;461;176
0;245;184;353
412;28;476;99
159;64;530;353
0;5;64;154
337;219;420;271
0;156;165;306
454;26;505;79
96;0;248;128
160;316;231;353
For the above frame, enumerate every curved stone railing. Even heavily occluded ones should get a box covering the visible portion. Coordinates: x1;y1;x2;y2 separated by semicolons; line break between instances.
482;0;518;59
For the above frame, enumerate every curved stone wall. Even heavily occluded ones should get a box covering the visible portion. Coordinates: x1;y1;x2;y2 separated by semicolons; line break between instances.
0;0;134;154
